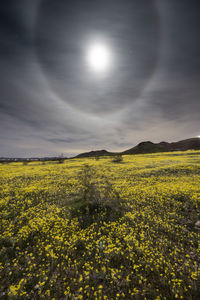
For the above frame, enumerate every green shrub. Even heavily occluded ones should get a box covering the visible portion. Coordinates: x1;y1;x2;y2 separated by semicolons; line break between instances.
57;154;65;164
112;155;123;163
70;165;124;227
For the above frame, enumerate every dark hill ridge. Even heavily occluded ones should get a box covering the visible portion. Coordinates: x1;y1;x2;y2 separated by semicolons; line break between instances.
122;141;170;155
75;137;200;158
170;138;200;151
75;149;114;158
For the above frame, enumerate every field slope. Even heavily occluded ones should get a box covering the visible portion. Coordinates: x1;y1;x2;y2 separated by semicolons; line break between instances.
0;151;200;299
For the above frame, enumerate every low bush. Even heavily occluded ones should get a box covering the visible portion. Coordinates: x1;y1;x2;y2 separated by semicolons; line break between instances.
69;165;124;227
112;155;123;163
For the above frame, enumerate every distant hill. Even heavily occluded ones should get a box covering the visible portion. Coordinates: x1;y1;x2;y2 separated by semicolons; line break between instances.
74;137;200;158
170;138;200;151
121;141;170;155
75;149;113;158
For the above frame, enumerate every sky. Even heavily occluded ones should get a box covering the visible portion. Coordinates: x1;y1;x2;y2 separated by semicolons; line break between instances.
0;0;200;157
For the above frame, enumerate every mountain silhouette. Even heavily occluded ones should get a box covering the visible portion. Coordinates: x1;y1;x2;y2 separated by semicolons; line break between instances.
75;137;200;158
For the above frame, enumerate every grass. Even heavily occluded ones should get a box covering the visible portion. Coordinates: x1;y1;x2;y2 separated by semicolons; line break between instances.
0;150;200;299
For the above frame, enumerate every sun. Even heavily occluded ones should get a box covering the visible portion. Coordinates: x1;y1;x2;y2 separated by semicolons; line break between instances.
87;43;111;73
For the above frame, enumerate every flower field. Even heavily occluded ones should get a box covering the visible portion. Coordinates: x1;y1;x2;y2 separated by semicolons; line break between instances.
0;151;200;299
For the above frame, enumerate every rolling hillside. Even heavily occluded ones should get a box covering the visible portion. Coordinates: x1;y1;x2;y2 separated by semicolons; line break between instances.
75;137;200;158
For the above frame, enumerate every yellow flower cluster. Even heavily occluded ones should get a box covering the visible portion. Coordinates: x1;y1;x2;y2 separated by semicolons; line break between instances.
0;150;199;298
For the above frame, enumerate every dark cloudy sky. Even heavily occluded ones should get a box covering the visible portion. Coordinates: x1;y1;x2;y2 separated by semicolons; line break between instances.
0;0;200;157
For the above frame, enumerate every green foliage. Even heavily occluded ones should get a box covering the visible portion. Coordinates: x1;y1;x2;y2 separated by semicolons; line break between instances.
70;165;124;227
112;154;123;163
57;157;65;164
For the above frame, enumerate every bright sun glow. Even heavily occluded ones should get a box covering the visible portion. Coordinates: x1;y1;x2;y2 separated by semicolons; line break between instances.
87;43;110;73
